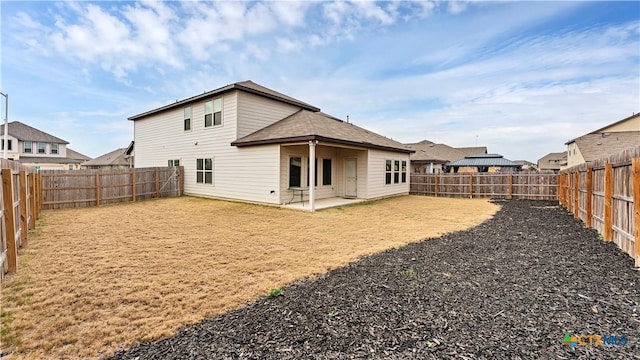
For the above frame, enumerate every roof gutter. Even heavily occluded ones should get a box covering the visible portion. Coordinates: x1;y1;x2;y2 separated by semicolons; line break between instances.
231;135;414;154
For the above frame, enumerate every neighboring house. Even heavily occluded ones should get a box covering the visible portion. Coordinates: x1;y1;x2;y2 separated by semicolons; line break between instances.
514;160;537;171
0;121;88;170
537;152;567;173
404;140;487;174
565;113;640;168
130;80;413;210
66;148;92;170
446;153;522;173
82;141;134;169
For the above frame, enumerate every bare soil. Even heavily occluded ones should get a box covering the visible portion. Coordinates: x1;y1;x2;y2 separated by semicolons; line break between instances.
110;200;640;360
0;195;498;359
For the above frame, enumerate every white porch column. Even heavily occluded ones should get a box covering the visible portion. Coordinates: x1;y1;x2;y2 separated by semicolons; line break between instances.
309;140;317;212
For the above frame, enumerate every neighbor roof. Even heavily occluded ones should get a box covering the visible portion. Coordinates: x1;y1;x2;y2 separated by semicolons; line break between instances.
448;154;521;167
404;140;488;163
573;131;640;162
537;152;566;170
129;80;320;120
66;148;92;161
82;148;130;166
231;110;412;153
0;121;69;144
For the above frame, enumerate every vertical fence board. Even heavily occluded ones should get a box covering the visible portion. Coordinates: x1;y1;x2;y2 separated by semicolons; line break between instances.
19;171;28;247
633;158;640;267
604;164;613;242
2;168;17;273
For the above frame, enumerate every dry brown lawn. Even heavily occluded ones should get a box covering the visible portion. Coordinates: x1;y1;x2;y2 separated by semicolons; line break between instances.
0;195;499;359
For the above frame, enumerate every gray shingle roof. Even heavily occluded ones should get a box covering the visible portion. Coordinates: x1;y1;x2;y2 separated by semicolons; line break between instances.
129;80;319;120
231;110;412;153
574;131;640;162
20;156;80;164
66;148;92;161
82;148;131;166
0;121;69;144
404;141;488;163
448;154;521;167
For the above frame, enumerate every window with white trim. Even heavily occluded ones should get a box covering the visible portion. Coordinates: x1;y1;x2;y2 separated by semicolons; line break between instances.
1;140;12;151
385;160;392;184
401;161;407;183
322;158;332;186
196;158;213;184
204;98;222;127
289;157;302;188
37;142;46;154
23;141;32;153
168;159;180;167
51;143;59;155
184;107;191;131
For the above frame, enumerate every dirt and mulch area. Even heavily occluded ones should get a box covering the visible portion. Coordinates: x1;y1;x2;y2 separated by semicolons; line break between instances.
109;200;640;360
0;195;498;359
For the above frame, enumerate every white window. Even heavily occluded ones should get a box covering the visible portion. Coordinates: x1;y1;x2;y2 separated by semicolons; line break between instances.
394;160;400;184
37;142;46;154
1;139;12;151
289;157;302;188
322;158;332;186
401;161;407;183
168;159;180;167
51;143;59;155
184;107;191;131
23;141;32;153
204;98;222;127
385;160;392;185
196;158;213;184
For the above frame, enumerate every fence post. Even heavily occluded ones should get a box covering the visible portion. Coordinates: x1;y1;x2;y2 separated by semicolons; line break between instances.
29;173;36;228
604;163;613;242
131;170;137;202
557;173;563;204
95;173;101;206
508;174;513;200
573;171;579;218
434;175;439;197
469;174;473;199
2;169;17;273
585;166;593;228
155;168;160;198
19;171;28;248
37;173;42;217
632;157;640;267
179;166;184;196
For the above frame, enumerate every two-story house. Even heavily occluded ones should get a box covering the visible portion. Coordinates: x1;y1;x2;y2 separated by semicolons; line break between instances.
130;80;413;211
0;121;91;170
564;113;640;168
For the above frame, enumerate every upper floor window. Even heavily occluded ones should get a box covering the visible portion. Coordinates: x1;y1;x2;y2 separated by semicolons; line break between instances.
37;142;46;154
1;139;12;151
184;107;191;131
168;159;180;167
51;143;59;155
204;98;222;127
24;141;32;153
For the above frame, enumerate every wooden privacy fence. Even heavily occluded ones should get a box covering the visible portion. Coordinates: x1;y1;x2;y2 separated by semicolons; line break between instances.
559;146;640;267
0;159;41;281
410;172;558;200
41;167;184;210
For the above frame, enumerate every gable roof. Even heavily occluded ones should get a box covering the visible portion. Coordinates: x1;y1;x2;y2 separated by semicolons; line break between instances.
588;112;640;135
537;152;566;169
0;121;69;144
128;80;320;120
66;148;92;161
231;110;412;153
82;148;131;166
448;153;521;167
404;140;488;163
573;131;640;162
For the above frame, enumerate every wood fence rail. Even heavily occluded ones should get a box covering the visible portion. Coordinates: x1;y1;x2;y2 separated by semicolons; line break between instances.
41;167;184;210
0;159;41;280
410;172;558;200
559;146;640;267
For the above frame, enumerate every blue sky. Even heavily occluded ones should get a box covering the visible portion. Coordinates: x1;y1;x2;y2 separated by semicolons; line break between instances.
1;1;638;161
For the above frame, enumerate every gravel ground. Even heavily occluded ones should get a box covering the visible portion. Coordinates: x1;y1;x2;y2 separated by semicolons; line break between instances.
109;200;640;359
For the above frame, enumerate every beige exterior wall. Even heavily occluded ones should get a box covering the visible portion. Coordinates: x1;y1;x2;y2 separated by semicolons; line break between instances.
566;142;586;168
134;90;285;204
598;115;640;133
366;149;410;199
236;92;301;138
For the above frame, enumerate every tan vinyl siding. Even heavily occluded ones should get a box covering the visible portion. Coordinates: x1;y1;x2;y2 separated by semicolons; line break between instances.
599;116;640;133
366;149;410;199
237;91;302;138
134;91;282;204
566;142;586;168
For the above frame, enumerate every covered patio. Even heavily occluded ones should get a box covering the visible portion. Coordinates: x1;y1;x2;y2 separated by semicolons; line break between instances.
281;196;366;211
